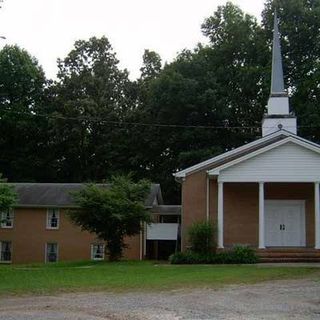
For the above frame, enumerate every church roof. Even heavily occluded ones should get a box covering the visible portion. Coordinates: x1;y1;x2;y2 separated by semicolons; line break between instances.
174;130;320;178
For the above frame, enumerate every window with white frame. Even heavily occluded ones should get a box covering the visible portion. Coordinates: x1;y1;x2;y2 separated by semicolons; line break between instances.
46;243;58;263
0;241;12;262
91;244;105;261
0;210;14;228
47;209;59;229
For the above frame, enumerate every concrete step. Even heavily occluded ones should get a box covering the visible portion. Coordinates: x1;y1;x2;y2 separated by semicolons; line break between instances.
258;252;320;258
260;257;320;263
257;248;319;253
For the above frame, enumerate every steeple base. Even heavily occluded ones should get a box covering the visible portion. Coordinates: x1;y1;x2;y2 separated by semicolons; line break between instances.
262;115;297;137
267;95;289;115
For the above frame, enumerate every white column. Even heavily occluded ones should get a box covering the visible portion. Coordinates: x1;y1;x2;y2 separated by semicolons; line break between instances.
259;182;265;249
315;182;320;249
206;176;210;222
218;181;224;248
139;228;143;261
143;222;147;257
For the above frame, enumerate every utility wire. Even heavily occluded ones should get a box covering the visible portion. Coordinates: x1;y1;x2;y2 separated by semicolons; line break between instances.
0;108;320;130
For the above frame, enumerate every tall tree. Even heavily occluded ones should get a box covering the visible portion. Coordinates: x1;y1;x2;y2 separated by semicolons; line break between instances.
140;49;162;80
0;45;48;181
49;37;137;182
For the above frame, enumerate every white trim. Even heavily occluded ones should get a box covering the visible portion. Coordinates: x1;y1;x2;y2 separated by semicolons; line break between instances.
174;130;320;178
0;210;14;229
259;182;265;249
209;137;320;177
139;224;143;261
46;208;60;230
265;200;306;247
143;222;147;257
90;243;105;261
206;176;210;222
315;183;320;249
217;182;224;248
45;242;58;263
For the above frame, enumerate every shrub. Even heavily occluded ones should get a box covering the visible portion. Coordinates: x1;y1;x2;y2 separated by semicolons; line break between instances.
188;221;216;254
169;251;214;264
169;246;258;264
228;245;258;264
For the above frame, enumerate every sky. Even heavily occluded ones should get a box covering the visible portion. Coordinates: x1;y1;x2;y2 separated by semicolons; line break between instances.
0;0;265;80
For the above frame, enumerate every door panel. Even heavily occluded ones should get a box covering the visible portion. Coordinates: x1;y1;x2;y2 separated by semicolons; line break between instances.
265;204;282;246
282;204;304;247
265;201;305;247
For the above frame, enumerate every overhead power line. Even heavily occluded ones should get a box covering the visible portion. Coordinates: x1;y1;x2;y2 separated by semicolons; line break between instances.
1;108;320;130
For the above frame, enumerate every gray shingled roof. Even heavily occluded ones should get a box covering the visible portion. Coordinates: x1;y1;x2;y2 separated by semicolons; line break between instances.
10;183;162;208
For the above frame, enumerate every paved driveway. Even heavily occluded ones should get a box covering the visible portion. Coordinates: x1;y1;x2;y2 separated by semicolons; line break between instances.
0;278;319;319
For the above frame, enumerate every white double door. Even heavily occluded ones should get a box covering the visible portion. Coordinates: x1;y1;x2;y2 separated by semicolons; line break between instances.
265;200;306;247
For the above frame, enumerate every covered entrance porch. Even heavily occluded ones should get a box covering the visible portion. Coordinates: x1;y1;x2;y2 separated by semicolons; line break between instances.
211;181;320;260
206;136;320;257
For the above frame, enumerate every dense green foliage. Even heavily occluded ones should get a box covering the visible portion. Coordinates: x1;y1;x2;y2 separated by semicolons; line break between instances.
169;246;258;264
0;1;319;203
0;175;17;213
0;45;48;182
0;260;317;295
68;175;150;260
188;221;216;254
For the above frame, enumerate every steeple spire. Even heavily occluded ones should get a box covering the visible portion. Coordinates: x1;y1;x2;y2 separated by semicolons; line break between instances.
271;9;286;95
261;9;297;137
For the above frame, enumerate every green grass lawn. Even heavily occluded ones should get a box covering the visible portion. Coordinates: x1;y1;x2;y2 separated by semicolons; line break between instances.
0;260;319;295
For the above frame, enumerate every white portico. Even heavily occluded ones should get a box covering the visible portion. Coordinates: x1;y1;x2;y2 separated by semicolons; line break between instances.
208;133;320;250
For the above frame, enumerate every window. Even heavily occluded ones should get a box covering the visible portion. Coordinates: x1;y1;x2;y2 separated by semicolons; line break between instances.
46;243;58;263
0;241;12;262
47;209;59;229
91;244;105;261
0;210;14;228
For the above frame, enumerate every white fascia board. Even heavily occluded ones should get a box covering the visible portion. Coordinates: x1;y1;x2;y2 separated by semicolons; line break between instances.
286;132;320;149
174;130;291;178
209;136;320;176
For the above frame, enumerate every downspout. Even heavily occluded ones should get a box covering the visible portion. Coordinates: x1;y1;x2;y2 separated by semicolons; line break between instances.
143;222;147;257
139;223;143;261
206;173;210;222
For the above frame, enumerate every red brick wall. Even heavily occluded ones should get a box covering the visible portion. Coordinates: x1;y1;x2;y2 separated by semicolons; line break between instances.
181;173;315;248
0;208;141;264
181;171;207;250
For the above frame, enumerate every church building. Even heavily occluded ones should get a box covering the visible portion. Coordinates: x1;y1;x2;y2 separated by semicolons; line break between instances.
174;11;320;262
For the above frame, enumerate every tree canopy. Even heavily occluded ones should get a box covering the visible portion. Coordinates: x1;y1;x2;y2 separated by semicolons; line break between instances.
0;175;17;219
0;45;48;182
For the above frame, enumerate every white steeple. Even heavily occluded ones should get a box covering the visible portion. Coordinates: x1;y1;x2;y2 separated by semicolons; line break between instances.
262;10;297;137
